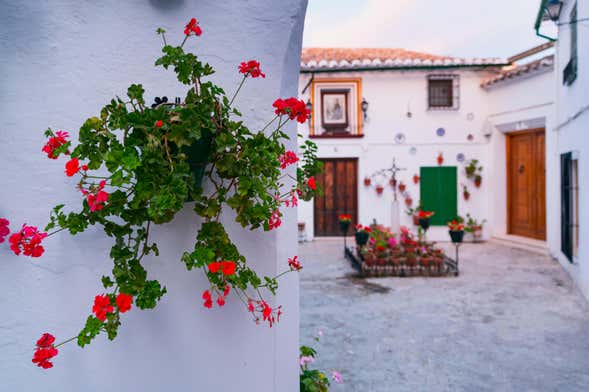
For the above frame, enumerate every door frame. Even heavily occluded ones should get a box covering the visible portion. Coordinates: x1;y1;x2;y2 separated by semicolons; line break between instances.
313;157;359;237
505;127;546;239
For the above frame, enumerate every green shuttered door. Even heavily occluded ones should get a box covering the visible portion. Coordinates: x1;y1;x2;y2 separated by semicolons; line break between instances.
420;167;457;226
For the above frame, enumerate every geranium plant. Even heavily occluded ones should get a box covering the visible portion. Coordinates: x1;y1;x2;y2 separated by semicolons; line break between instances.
8;18;322;369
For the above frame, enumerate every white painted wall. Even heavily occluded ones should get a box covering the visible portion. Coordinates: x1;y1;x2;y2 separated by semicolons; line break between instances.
0;1;306;390
298;69;497;242
483;68;555;241
551;0;589;299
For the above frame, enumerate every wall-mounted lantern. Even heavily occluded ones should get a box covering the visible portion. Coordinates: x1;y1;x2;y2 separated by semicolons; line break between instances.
306;99;313;119
544;0;563;22
361;98;369;121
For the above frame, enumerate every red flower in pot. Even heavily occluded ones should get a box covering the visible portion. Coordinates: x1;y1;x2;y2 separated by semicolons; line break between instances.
364;177;371;186
437;152;444;165
376;185;384;195
474;175;482;188
463;187;470;201
413;174;420;184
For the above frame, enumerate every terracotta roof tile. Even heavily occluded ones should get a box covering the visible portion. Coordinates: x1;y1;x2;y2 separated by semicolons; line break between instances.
480;55;554;88
301;47;506;71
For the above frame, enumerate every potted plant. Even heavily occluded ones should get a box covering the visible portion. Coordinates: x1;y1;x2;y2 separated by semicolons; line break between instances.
447;219;465;243
398;182;406;192
338;214;352;234
474;174;482;188
405;196;413;207
375;184;384;195
364;177;371;186
413;174;420;184
462;184;470;201
465;159;482;178
389;178;397;188
355;224;371;247
437;152;444;165
465;213;486;242
418;210;434;231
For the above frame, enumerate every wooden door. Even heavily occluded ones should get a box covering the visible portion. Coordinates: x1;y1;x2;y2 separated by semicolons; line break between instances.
314;158;358;236
506;129;546;240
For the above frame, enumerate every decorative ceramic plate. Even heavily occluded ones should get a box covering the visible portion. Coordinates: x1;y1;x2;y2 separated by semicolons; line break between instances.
394;133;406;144
456;153;465;162
436;127;445;137
467;113;474;121
409;146;417;155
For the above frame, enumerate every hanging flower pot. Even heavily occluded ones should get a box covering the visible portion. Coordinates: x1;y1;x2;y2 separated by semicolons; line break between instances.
389;178;397;188
464;189;470;200
413;174;420;184
405;196;413;207
448;220;465;243
474;175;482;188
355;225;371;246
376;185;384;195
437;152;444;165
338;214;352;234
398;182;406;192
364;177;371;186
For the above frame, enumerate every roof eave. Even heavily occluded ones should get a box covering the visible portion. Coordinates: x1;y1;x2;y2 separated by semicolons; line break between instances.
300;63;510;74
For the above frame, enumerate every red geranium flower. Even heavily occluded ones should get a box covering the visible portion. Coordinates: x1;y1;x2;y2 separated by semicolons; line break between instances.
238;60;265;78
216;296;225;307
155;120;163;128
115;293;133;313
42;130;69;159
288;255;302;271
221;260;236;276
208;262;221;273
272;97;310;124
92;294;114;321
9;224;47;257
65;157;80;177
268;209;282;230
0;218;10;243
278;150;299;169
307;176;317;190
32;334;58;370
202;290;213;308
80;180;109;212
184;18;202;36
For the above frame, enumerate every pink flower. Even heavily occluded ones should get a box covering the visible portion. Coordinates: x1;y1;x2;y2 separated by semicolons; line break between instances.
268;209;282;230
32;333;58;369
388;237;397;247
272;97;310;123
81;180;109;212
299;355;314;367
42;131;69;159
288;256;302;271
202;290;213;309
331;371;343;384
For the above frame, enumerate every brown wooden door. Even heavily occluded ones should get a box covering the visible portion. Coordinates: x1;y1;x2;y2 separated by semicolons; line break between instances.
507;129;546;240
314;158;358;236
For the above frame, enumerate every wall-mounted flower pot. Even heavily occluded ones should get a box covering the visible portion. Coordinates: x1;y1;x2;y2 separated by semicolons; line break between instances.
376;185;384;195
413;174;420;184
184;130;215;200
364;177;371;186
339;221;351;234
437;153;444;165
463;191;470;201
355;231;369;246
472;226;483;242
405;197;413;207
474;175;482;188
449;230;464;243
398;183;406;192
418;218;431;231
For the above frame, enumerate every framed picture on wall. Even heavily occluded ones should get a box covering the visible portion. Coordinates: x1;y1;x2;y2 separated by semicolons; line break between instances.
321;89;349;130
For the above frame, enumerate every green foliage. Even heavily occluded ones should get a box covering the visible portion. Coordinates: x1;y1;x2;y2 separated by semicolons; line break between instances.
43;26;321;350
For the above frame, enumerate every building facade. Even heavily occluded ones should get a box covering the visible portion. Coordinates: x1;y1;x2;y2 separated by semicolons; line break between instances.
297;47;555;247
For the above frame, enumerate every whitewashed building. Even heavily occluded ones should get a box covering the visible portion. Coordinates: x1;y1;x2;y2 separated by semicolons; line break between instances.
535;0;588;298
297;46;555;246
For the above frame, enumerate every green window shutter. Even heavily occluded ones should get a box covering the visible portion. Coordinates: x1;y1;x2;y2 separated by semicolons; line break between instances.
419;166;457;226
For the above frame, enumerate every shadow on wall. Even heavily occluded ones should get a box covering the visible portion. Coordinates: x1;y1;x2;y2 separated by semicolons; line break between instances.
149;0;185;11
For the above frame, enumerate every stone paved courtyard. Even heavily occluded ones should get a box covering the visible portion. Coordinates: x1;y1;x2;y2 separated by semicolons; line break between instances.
300;239;589;392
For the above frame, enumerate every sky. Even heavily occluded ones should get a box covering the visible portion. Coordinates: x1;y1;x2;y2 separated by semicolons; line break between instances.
303;0;553;59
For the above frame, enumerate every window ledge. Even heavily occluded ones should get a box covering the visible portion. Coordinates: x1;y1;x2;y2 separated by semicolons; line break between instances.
309;134;364;139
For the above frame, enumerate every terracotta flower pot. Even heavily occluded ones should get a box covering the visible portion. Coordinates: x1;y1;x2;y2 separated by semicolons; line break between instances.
463;191;470;201
437;153;444;165
364;177;371;186
405;197;413;207
398;183;406;192
413;174;420;184
472;226;483;242
412;214;420;225
376;185;384;195
474;176;482;188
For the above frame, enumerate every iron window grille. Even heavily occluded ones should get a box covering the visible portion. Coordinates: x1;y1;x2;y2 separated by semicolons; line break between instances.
427;74;460;110
561;152;579;262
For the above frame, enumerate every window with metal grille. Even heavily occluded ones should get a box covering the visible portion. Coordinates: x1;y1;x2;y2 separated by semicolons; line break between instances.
561;152;579;262
427;75;459;110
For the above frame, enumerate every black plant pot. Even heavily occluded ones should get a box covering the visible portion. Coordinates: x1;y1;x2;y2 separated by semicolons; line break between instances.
418;218;430;231
339;221;351;235
355;231;369;247
449;230;464;243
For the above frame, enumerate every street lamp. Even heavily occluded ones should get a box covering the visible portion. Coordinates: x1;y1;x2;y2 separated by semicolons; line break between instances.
306;99;313;119
545;0;563;22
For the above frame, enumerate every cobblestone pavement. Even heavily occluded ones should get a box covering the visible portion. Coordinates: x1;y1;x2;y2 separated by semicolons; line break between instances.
299;239;589;392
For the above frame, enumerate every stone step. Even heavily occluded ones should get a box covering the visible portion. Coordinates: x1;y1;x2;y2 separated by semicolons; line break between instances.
490;234;549;255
